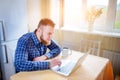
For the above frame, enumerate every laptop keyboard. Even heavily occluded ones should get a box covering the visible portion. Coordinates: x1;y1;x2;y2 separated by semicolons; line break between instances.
57;61;75;74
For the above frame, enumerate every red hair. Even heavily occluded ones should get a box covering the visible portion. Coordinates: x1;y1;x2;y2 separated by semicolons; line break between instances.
38;18;55;28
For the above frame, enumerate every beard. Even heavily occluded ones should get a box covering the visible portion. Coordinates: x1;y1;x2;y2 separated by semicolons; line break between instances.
40;34;51;46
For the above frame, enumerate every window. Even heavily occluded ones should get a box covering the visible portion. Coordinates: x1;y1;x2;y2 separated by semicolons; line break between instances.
63;0;109;31
114;0;120;30
87;0;108;31
50;0;120;33
64;0;82;27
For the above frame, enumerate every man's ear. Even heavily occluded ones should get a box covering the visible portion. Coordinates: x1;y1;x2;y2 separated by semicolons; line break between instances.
38;25;44;31
37;27;41;32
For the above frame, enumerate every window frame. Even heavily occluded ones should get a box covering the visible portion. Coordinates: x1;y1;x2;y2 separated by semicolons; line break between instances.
50;0;120;33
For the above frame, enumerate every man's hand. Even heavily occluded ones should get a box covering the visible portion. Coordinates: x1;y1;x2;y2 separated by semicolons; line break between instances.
33;55;48;61
49;58;61;68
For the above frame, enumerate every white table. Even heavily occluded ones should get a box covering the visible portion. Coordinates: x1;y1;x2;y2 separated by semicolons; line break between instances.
10;51;114;80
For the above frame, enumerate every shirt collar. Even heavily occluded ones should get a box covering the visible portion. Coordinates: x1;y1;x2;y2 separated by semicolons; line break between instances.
31;30;40;45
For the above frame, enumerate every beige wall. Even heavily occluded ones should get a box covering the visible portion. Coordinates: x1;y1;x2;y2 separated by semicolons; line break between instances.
41;0;51;19
27;0;41;31
27;0;51;32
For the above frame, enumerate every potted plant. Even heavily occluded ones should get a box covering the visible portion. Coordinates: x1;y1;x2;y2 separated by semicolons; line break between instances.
85;6;103;31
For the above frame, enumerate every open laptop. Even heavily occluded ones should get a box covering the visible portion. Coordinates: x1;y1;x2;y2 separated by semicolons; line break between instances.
51;53;88;76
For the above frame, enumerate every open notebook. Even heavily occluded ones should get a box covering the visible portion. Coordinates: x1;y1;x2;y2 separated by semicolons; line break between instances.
51;53;87;76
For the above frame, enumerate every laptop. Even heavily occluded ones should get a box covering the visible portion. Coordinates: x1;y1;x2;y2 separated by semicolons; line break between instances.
51;53;87;76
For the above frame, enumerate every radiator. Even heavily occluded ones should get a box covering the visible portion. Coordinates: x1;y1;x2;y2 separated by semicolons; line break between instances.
102;50;120;76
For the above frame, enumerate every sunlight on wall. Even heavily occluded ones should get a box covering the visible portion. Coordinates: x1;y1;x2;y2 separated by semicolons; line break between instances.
50;0;60;29
27;0;41;31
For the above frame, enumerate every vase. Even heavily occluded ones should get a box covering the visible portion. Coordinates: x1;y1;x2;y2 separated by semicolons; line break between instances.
88;22;94;32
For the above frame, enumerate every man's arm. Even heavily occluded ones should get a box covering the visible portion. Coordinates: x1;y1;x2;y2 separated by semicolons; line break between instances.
45;40;61;59
14;39;50;72
33;55;48;61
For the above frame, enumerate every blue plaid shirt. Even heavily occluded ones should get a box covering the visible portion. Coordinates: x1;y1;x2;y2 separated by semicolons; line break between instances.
14;32;61;73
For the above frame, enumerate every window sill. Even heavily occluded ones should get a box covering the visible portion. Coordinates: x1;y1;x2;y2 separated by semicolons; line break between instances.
56;27;120;38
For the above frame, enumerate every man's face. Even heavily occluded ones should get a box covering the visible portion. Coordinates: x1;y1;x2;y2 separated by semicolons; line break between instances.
40;25;54;45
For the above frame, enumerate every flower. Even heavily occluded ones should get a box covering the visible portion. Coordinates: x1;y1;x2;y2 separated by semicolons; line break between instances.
85;6;103;24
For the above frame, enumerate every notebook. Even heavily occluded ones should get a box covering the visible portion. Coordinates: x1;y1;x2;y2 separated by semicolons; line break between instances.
51;53;87;76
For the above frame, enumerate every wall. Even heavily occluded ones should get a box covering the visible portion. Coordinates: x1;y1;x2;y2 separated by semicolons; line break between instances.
27;0;51;32
27;0;41;32
53;29;120;56
0;0;27;41
41;0;51;19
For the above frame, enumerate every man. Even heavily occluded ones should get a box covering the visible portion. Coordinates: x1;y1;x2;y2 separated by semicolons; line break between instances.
14;18;61;73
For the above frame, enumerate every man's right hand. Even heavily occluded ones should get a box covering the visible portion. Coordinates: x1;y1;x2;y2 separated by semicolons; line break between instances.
49;58;61;68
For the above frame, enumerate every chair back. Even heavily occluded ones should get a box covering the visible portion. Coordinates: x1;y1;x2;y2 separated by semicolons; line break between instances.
79;38;101;56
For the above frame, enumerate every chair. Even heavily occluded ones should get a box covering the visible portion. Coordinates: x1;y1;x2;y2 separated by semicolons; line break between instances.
79;38;101;56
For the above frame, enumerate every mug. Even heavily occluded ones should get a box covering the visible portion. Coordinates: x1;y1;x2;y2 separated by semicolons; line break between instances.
61;47;72;59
